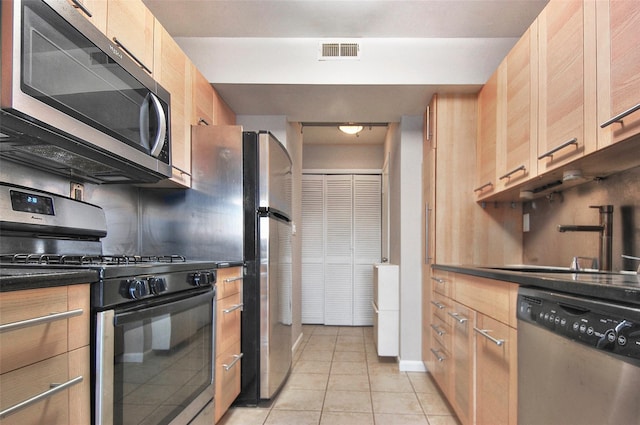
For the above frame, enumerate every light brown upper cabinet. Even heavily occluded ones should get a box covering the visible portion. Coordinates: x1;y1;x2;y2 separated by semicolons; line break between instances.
107;0;155;75
154;20;192;187
192;66;215;127
475;69;500;199
66;0;107;33
596;0;640;147
537;0;597;174
498;26;538;192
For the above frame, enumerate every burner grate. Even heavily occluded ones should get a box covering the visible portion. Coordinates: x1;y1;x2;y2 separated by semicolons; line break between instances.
0;253;187;266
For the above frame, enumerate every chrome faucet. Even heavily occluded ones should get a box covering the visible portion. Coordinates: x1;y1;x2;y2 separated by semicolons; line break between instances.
558;205;613;271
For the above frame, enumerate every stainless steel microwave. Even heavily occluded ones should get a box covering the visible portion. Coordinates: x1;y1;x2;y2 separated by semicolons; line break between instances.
0;0;172;183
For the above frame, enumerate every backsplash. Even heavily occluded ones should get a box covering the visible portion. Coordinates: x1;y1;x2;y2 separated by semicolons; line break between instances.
523;165;640;272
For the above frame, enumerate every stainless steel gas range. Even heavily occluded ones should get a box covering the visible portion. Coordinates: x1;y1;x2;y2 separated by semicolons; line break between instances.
0;183;217;425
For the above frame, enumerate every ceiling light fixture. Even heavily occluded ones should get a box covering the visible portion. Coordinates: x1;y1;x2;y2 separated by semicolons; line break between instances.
338;124;364;135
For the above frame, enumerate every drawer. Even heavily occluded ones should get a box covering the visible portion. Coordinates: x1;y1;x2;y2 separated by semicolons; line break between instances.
429;336;450;393
431;271;452;297
430;292;451;323
0;351;83;425
215;342;242;422
216;291;242;355
430;312;452;352
454;275;513;325
217;267;243;299
0;286;88;374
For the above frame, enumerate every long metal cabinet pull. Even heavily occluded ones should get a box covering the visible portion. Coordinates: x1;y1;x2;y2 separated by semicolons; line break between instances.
223;353;244;371
430;348;445;362
112;37;152;74
0;308;83;333
430;324;445;336
474;182;493;193
499;165;526;180
473;327;505;346
537;137;578;160
224;276;244;283
70;0;92;17
0;375;83;419
223;303;244;314
448;312;468;324
601;103;640;128
430;277;445;284
431;300;445;310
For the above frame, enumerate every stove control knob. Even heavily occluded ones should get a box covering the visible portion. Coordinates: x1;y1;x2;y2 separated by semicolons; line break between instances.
190;272;203;287
149;277;167;294
127;279;149;299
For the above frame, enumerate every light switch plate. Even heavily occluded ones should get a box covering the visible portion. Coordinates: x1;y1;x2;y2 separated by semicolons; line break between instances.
523;213;530;232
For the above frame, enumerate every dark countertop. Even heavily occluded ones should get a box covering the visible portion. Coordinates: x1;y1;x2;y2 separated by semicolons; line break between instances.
433;264;640;307
0;268;100;292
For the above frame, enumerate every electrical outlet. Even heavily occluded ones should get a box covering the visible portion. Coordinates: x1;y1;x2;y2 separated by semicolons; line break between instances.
523;213;530;232
70;182;84;201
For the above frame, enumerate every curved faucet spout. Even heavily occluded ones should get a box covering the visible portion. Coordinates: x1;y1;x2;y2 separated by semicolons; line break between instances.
557;225;604;233
557;205;613;271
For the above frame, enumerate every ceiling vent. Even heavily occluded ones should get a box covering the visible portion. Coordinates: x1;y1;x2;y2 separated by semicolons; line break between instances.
318;42;361;60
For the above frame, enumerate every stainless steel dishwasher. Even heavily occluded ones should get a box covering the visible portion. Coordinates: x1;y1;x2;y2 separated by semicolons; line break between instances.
517;286;640;425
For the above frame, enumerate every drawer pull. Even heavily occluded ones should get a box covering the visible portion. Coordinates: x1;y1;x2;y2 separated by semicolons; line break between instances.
430;348;446;362
499;164;526;181
70;0;93;17
223;353;243;371
224;276;244;283
473;182;493;193
112;37;152;74
430;300;445;310
601;103;640;128
430;324;445;336
473;327;505;346
537;137;578;160
0;308;83;334
0;375;83;419
430;277;445;284
223;303;244;314
448;312;468;324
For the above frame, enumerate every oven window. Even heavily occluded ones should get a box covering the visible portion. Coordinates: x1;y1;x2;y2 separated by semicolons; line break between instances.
112;298;213;425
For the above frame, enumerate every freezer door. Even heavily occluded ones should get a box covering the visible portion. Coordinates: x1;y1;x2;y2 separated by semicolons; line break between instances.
257;132;292;218
259;215;292;398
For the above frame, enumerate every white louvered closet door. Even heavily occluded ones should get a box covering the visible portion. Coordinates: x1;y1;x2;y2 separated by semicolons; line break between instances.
324;175;354;325
353;175;382;325
301;175;325;323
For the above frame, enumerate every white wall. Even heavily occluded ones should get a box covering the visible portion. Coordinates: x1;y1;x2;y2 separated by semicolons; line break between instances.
387;117;424;371
303;144;384;170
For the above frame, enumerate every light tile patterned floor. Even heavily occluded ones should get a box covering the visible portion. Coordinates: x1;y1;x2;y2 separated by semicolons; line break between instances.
218;325;460;425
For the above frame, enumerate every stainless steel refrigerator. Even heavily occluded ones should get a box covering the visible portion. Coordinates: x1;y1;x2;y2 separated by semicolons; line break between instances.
237;131;293;405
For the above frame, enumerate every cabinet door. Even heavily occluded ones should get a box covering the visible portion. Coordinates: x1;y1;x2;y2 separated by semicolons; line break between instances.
475;70;499;198
537;0;597;173
450;301;474;425
154;21;192;185
475;314;517;425
106;0;155;75
596;0;640;147
499;26;537;190
192;65;215;127
66;0;107;33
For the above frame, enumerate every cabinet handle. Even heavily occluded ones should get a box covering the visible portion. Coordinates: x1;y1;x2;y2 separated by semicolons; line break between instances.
0;308;83;334
430;324;445;336
198;118;210;126
499;165;526;181
430;348;446;362
600;103;640;128
537;137;578;160
448;312;468;324
223;303;244;314
0;375;83;419
223;353;243;371
70;0;92;17
430;277;445;284
473;182;493;193
473;327;505;346
112;37;152;74
431;300;445;310
224;276;244;283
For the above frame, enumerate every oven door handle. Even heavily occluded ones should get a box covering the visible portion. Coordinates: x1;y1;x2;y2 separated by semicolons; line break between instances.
95;309;114;425
114;288;214;325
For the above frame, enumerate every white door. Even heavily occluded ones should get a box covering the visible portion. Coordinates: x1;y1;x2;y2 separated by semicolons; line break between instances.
301;175;325;323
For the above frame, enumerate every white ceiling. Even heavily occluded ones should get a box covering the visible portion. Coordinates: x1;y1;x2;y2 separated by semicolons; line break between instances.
143;0;549;144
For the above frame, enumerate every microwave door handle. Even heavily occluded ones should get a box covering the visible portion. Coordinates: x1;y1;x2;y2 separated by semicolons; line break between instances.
148;93;167;158
139;93;151;150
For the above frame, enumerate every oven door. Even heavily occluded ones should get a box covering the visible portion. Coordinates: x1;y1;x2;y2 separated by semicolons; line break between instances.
95;288;215;425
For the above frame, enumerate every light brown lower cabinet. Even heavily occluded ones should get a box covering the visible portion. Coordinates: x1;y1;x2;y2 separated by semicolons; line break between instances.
426;273;518;425
0;285;90;425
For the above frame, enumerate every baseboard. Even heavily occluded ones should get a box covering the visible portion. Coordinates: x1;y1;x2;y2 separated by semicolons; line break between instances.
399;359;427;372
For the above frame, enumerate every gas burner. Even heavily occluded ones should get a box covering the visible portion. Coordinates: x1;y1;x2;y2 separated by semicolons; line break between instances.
0;253;187;266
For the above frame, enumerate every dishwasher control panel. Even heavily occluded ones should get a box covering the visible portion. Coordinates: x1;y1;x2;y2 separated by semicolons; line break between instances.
517;287;640;361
